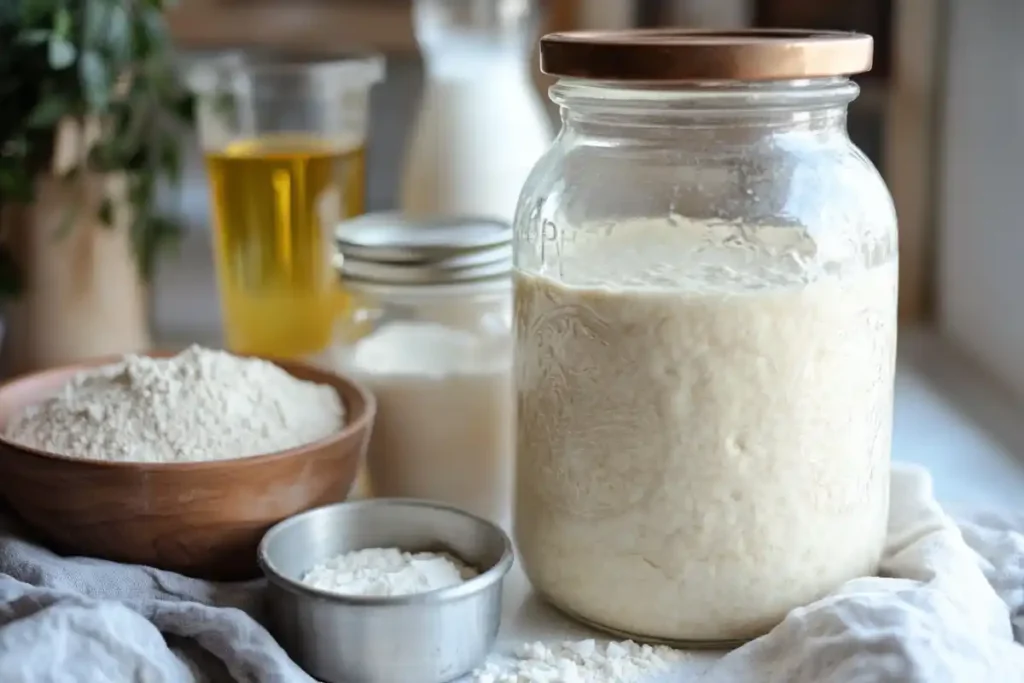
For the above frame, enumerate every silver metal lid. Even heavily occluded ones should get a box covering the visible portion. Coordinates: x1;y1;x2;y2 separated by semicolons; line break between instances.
335;212;512;285
341;254;512;285
336;213;511;260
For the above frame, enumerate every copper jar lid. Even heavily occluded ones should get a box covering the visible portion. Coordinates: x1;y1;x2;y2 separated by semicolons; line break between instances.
539;29;873;82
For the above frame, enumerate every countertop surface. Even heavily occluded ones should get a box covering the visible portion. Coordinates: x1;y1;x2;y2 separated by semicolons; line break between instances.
487;567;722;680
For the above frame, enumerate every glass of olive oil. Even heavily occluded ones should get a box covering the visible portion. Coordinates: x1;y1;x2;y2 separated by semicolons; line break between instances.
187;51;384;358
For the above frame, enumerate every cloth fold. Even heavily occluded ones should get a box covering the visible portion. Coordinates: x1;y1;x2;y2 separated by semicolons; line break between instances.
696;464;1024;683
0;515;314;683
0;464;1022;682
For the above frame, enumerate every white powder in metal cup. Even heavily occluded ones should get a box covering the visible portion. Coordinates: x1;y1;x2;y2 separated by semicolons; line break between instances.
301;547;478;596
4;345;345;463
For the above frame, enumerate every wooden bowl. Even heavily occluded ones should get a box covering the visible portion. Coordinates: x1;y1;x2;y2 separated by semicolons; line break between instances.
0;352;375;581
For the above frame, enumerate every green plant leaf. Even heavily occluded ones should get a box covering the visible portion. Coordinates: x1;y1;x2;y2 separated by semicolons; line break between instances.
84;0;131;58
83;0;105;49
2;0;196;297
79;50;109;110
141;8;169;50
52;6;72;39
173;92;196;123
47;37;75;69
107;3;132;57
17;29;51;45
158;137;182;184
26;93;67;128
20;0;53;25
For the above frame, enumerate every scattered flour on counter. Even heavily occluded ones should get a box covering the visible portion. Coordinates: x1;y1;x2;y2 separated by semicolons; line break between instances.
472;640;686;683
3;345;345;463
301;548;478;597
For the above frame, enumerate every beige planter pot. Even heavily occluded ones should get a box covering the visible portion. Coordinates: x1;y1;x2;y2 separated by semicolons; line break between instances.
0;172;151;376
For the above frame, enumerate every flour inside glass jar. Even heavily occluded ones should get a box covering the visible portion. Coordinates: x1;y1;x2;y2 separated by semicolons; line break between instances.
514;217;898;642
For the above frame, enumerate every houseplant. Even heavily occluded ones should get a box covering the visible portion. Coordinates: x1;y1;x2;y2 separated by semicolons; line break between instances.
0;0;193;373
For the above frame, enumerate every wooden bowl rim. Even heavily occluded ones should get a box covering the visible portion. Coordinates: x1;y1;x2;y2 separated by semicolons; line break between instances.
0;350;376;472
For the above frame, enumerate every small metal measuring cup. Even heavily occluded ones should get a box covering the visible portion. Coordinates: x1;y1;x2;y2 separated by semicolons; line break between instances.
258;498;514;683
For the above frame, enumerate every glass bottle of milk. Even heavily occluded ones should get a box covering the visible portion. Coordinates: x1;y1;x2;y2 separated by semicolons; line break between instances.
400;0;553;224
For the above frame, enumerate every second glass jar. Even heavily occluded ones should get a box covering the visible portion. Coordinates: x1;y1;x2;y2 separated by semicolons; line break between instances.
323;214;515;528
514;30;899;645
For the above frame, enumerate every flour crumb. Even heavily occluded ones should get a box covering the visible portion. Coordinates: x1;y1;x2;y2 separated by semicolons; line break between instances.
472;640;686;683
302;548;478;597
4;345;345;463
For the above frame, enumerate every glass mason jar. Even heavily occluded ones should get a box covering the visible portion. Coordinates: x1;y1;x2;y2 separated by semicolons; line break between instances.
184;50;384;359
320;214;515;528
513;30;899;645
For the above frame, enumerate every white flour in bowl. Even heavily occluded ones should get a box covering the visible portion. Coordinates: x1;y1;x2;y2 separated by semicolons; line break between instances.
301;547;478;596
472;640;686;683
3;345;345;463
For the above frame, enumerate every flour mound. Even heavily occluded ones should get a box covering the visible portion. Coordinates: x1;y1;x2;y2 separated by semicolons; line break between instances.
302;547;478;597
472;639;686;683
4;346;345;463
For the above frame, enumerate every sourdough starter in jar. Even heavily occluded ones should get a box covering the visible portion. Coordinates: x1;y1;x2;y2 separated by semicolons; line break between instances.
514;219;898;643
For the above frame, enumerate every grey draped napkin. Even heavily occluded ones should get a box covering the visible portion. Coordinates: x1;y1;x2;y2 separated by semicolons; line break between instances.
0;512;315;683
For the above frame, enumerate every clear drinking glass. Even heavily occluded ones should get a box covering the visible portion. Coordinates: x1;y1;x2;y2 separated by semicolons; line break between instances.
186;50;384;358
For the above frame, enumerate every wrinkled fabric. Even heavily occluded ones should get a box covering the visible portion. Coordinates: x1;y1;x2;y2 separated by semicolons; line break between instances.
0;514;313;683
696;464;1024;683
2;464;1024;683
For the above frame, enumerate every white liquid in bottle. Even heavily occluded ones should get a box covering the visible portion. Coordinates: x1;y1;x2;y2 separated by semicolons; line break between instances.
401;0;553;223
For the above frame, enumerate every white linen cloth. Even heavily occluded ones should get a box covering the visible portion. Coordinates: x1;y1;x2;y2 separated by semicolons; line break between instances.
0;463;1022;682
693;463;1024;682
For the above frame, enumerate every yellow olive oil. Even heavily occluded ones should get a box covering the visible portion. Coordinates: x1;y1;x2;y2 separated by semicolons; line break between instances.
205;135;364;358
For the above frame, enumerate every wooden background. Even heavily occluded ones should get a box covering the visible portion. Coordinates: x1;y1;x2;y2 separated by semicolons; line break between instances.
168;0;581;54
167;0;936;324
